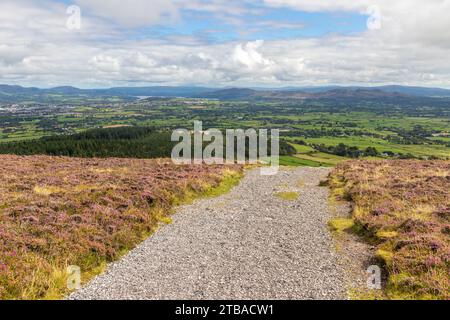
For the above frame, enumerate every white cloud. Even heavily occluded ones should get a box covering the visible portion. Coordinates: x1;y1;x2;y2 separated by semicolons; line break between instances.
264;0;450;47
90;54;121;73
232;40;273;70
0;0;450;88
75;0;179;27
263;0;370;12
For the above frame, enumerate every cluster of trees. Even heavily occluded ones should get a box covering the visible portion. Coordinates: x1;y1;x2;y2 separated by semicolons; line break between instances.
0;126;296;159
281;128;383;139
310;142;419;159
383;125;435;145
312;143;380;158
0;127;175;158
279;141;297;156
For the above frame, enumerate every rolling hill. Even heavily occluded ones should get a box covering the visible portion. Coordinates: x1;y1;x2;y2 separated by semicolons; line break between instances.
2;84;450;103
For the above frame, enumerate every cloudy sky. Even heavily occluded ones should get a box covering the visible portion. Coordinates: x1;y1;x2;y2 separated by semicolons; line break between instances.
1;0;449;88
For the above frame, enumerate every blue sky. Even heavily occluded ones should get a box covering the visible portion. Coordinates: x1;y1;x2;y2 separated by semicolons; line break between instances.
56;0;368;43
125;7;368;43
1;0;450;88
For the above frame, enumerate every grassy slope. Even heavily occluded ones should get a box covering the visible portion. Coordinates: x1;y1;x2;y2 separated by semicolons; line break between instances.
329;160;449;299
0;155;242;300
294;152;348;166
279;155;328;167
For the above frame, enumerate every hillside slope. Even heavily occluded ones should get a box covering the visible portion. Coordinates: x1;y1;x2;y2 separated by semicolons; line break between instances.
330;160;449;299
0;155;241;299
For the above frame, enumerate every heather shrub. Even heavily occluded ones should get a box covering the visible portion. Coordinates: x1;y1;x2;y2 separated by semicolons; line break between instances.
0;155;241;299
330;160;449;299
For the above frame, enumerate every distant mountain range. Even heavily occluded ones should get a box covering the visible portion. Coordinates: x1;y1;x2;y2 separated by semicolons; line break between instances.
196;86;450;100
1;84;450;103
271;85;450;97
195;87;414;100
0;84;213;101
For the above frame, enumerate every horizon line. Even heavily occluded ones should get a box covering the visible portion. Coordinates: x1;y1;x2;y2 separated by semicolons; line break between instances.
2;83;450;91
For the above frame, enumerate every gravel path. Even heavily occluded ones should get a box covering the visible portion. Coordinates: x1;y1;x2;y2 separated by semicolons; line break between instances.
70;167;347;300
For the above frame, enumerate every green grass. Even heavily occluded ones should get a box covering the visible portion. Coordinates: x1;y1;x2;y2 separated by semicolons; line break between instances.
274;191;299;201
430;137;450;143
279;155;326;167
294;152;347;166
293;112;450;132
200;170;243;198
290;143;316;153
328;218;355;233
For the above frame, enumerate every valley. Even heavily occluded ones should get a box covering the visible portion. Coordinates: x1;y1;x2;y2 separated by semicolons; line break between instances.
1;86;450;165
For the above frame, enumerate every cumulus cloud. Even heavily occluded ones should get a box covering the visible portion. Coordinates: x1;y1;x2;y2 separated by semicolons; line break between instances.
264;0;450;47
90;54;121;73
75;0;179;27
263;0;370;12
0;0;450;88
232;40;273;70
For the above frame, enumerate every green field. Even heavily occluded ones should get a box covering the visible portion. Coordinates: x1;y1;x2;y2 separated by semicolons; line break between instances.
1;97;449;164
296;136;450;158
294;152;349;166
279;156;329;167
